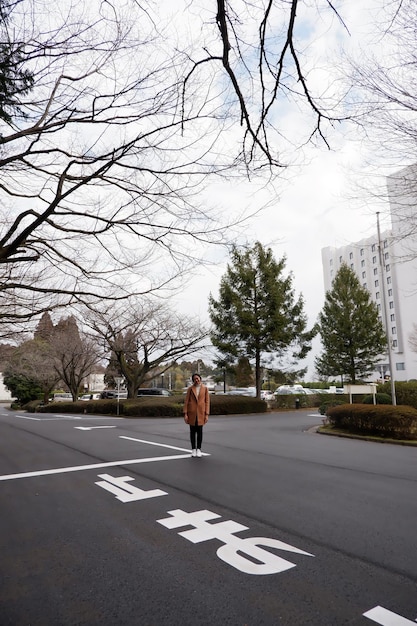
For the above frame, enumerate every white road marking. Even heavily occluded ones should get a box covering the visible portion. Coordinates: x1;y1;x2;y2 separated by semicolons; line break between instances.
15;415;83;421
158;508;314;575
363;606;416;625
120;436;209;455
55;415;82;419
95;473;167;502
0;454;192;482
14;415;41;421
13;415;123;422
75;426;117;431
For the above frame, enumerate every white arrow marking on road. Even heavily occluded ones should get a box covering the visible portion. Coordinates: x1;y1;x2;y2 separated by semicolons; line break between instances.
95;473;167;502
363;606;416;625
74;426;117;431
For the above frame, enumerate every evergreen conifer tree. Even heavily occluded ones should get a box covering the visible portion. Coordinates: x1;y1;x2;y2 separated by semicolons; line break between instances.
315;264;387;383
209;241;315;397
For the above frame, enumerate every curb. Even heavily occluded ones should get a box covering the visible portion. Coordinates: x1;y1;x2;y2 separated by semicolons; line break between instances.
316;426;417;447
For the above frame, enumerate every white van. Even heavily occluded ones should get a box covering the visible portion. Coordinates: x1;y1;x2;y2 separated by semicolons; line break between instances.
50;393;73;402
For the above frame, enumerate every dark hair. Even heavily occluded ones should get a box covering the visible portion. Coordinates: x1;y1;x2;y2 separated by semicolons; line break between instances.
192;373;201;382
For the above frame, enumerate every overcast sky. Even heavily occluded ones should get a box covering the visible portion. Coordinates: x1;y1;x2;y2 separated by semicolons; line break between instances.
170;0;405;379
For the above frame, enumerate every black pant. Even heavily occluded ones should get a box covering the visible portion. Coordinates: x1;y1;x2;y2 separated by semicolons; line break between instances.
189;424;203;449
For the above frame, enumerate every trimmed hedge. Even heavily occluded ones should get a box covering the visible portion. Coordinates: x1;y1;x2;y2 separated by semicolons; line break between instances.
378;381;417;410
362;393;392;405
318;397;346;416
326;403;417;440
272;393;330;410
33;394;268;417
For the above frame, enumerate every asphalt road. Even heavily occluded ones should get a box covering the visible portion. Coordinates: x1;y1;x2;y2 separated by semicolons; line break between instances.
0;405;416;626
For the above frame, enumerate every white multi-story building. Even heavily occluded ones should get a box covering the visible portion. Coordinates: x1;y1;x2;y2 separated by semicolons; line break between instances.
322;165;417;382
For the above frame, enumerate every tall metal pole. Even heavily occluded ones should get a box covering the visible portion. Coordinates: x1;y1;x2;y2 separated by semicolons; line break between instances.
376;212;397;405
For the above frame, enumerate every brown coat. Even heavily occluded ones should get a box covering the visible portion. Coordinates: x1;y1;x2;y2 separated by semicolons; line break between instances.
184;384;210;425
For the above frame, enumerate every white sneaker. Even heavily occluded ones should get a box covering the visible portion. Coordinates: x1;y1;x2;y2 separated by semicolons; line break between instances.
196;449;202;458
191;449;197;457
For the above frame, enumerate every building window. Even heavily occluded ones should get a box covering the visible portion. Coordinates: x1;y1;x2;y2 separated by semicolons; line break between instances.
386;264;390;272
339;255;342;263
361;260;365;267
389;301;394;309
372;256;377;264
396;363;405;371
330;258;333;266
373;268;378;275
349;252;353;259
350;263;354;269
384;239;388;248
388;288;392;296
377;304;381;311
392;327;397;335
376;291;380;299
374;279;379;287
392;340;398;348
390;314;395;321
360;248;364;256
387;276;392;284
363;283;367;288
362;271;366;279
372;243;376;252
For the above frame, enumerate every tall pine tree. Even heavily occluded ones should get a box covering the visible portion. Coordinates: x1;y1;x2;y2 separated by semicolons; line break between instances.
209;241;315;397
315;264;387;383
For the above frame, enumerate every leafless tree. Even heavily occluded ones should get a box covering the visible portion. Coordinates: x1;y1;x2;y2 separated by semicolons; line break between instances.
50;316;103;401
87;298;207;398
350;0;417;164
0;0;349;333
348;0;417;257
3;312;103;400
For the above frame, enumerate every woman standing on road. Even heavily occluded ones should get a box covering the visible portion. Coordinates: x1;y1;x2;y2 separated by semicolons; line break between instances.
184;373;210;458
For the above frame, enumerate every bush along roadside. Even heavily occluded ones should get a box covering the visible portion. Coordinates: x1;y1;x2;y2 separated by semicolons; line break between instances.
29;394;268;417
378;380;417;409
325;403;417;441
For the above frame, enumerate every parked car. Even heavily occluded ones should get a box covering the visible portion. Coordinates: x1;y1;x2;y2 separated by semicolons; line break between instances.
79;393;102;401
260;390;275;401
274;385;309;395
100;390;128;399
137;388;172;397
50;392;73;402
226;387;256;397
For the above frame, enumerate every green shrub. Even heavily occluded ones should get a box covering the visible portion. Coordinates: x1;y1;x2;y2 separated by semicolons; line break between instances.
23;399;45;412
378;381;417;409
273;394;305;410
362;393;392;405
318;395;346;415
272;393;323;410
35;394;267;417
326;403;417;440
210;395;267;415
3;373;42;405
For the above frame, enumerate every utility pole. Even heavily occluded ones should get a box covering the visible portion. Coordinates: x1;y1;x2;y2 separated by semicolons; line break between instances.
377;212;397;405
